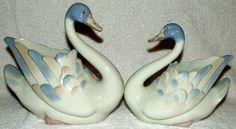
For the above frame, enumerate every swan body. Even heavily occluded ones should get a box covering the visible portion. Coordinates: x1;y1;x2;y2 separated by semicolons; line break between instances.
4;3;124;124
124;23;233;126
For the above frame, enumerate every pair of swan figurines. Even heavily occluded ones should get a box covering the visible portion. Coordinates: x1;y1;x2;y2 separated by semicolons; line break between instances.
3;2;233;127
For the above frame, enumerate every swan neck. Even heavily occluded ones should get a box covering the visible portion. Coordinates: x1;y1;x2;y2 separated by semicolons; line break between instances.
65;18;123;87
128;40;184;87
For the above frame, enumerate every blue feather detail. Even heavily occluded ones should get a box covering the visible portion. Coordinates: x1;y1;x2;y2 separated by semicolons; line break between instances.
83;67;91;78
155;77;161;85
4;37;34;82
171;79;178;88
4;64;23;87
4;37;15;47
188;89;200;101
178;71;189;79
4;64;22;79
40;84;60;101
83;67;89;74
214;78;230;101
28;49;54;84
173;95;179;102
55;52;67;62
157;89;164;96
217;78;230;88
223;55;233;63
167;63;174;71
193;64;212;86
203;55;233;93
63;75;74;87
76;63;81;73
80;80;87;89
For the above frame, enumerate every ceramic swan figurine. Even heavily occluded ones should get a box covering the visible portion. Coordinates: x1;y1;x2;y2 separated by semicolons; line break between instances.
3;3;124;124
124;23;233;127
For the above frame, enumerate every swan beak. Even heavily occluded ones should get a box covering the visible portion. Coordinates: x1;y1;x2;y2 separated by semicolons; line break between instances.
148;29;164;43
87;15;103;32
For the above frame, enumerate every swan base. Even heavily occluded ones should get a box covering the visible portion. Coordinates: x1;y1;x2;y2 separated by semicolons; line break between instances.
45;116;65;125
176;122;192;127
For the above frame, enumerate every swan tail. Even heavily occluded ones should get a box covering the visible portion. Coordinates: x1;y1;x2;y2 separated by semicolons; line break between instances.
192;64;212;87
4;37;36;85
209;78;230;103
4;64;26;95
5;36;63;85
192;78;231;120
4;64;47;119
169;78;231;124
191;55;233;93
202;55;233;93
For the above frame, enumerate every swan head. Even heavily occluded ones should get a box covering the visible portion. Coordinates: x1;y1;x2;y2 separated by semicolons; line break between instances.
66;2;103;31
148;23;185;43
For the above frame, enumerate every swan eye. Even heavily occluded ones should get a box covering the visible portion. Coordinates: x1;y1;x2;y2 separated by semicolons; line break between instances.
80;11;86;17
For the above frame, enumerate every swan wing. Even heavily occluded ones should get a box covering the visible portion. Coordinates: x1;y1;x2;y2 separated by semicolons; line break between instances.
4;64;45;119
164;55;232;104
14;38;63;57
153;78;230;125
29;48;96;117
4;36;96;117
148;55;232;119
4;65;101;124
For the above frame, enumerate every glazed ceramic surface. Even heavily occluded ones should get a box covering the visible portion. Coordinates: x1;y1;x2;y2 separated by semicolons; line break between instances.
124;23;233;126
4;2;124;124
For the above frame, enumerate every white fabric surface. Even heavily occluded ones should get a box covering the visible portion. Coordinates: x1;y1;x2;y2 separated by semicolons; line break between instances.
0;0;236;128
